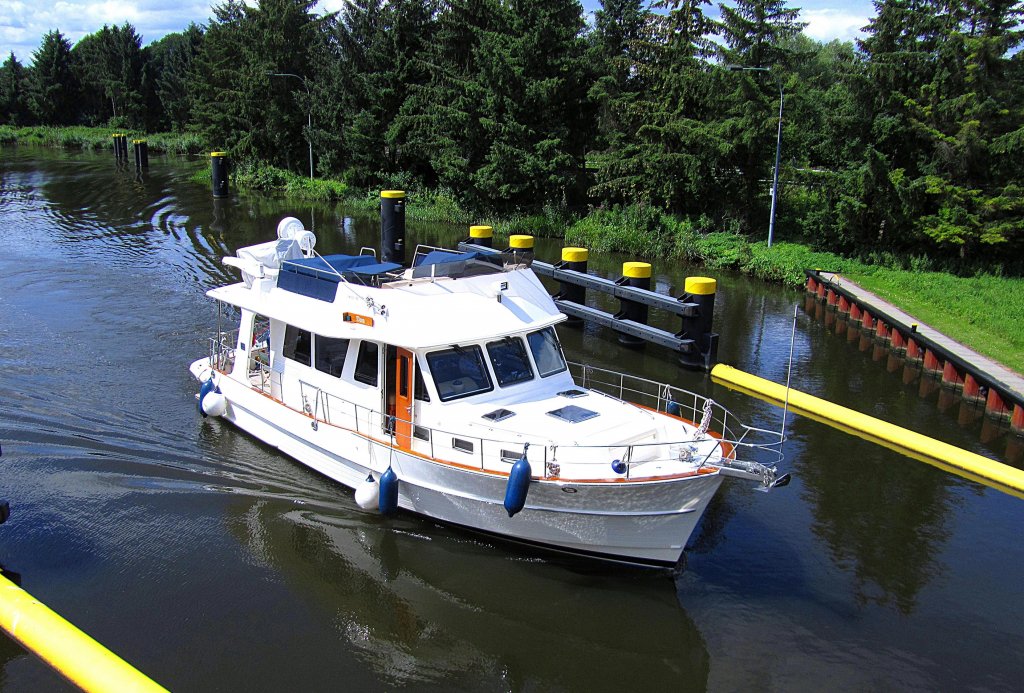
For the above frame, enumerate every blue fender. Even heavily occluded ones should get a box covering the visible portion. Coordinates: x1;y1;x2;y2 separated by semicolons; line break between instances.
666;400;681;417
198;375;217;418
503;453;532;518
379;466;399;515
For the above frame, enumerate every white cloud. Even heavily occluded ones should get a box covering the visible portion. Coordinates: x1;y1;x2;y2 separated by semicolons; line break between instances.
801;9;870;43
1;0;212;63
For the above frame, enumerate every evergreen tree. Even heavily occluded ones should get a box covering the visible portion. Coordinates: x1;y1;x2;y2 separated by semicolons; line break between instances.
397;0;498;203
473;0;592;210
718;0;805;233
859;0;1024;257
29;30;80;125
147;25;205;132
190;1;249;152
0;52;33;125
73;23;147;127
591;0;726;215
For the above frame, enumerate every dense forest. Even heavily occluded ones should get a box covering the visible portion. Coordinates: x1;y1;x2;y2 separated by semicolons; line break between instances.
1;0;1022;263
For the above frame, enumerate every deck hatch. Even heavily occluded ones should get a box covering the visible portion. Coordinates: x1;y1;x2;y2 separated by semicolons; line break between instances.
482;408;516;422
546;405;599;423
557;389;587;398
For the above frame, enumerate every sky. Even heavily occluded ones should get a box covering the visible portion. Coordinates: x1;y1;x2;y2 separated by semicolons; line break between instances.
1;0;876;65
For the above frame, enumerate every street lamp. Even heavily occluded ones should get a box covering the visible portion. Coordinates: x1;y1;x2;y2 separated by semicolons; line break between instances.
727;64;783;248
268;72;314;180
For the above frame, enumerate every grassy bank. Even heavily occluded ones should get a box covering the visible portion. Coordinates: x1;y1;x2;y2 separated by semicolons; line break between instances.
844;270;1024;374
0;125;205;155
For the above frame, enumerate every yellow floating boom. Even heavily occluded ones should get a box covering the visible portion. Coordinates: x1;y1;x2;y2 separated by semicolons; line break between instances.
0;573;167;692
711;364;1024;499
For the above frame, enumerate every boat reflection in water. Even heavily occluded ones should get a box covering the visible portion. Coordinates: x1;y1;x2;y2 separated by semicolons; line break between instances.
227;491;710;690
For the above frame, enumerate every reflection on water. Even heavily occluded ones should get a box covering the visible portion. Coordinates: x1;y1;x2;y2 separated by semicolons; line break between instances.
1;147;1023;690
223;496;709;691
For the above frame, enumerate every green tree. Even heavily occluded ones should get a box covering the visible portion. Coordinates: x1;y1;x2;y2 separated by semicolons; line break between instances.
73;23;147;127
859;0;1024;257
29;30;80;125
191;0;320;169
718;0;805;233
147;25;205;132
0;52;33;125
396;0;497;203
590;0;727;215
473;0;593;210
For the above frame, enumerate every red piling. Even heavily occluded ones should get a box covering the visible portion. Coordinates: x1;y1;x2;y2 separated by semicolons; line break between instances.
862;310;874;330
807;276;818;294
986;388;1010;419
923;348;942;373
827;288;838;308
850;303;863;322
906;338;923;361
1012;404;1024;434
963;373;983;402
838;295;851;314
891;330;906;351
942;361;964;389
875;320;889;341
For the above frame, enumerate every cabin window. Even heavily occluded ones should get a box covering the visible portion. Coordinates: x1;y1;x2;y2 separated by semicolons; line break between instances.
283;325;312;366
486;337;534;387
315;336;349;377
414;363;430;402
452;438;474;453
527;327;567;377
426;345;494;402
354;341;379;386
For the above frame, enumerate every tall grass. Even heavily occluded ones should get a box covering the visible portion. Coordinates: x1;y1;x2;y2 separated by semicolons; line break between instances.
0;125;206;155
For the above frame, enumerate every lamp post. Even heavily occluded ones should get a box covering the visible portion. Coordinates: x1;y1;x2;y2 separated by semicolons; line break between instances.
268;72;314;180
727;64;783;248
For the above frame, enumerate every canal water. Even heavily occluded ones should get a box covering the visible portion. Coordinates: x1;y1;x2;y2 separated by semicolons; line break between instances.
1;147;1022;691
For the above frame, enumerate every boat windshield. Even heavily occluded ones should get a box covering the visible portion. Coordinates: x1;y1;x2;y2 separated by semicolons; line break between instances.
527;327;567;377
426;345;494;401
486;337;534;387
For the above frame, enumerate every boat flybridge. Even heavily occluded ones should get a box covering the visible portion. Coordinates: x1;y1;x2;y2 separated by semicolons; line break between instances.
190;217;788;568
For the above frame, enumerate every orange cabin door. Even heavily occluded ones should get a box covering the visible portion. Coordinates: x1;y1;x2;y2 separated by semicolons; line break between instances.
394;348;414;448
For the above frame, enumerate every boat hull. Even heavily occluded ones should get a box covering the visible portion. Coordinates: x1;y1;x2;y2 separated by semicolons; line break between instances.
193;360;723;567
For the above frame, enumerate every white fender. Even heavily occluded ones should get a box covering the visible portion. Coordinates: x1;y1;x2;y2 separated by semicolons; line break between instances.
354;475;380;510
201;390;228;417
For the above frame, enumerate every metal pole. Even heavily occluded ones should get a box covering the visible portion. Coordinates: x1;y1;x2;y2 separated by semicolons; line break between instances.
768;78;783;248
727;65;784;248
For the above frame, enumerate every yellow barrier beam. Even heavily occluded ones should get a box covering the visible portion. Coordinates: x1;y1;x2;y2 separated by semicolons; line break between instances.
0;573;167;692
711;364;1024;499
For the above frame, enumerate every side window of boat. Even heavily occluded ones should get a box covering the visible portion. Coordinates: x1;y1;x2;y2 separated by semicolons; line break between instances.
283;325;312;367
426;346;494;401
354;341;379;386
527;327;567;377
414;360;430;402
486;337;534;387
314;335;349;377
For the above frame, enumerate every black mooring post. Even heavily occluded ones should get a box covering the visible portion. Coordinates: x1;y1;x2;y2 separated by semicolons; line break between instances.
381;190;406;265
211;152;229;198
615;262;651;347
133;139;148;168
678;277;719;370
555;247;588;325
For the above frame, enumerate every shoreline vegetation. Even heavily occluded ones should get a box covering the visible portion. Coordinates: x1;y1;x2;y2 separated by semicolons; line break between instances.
4;125;1021;374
